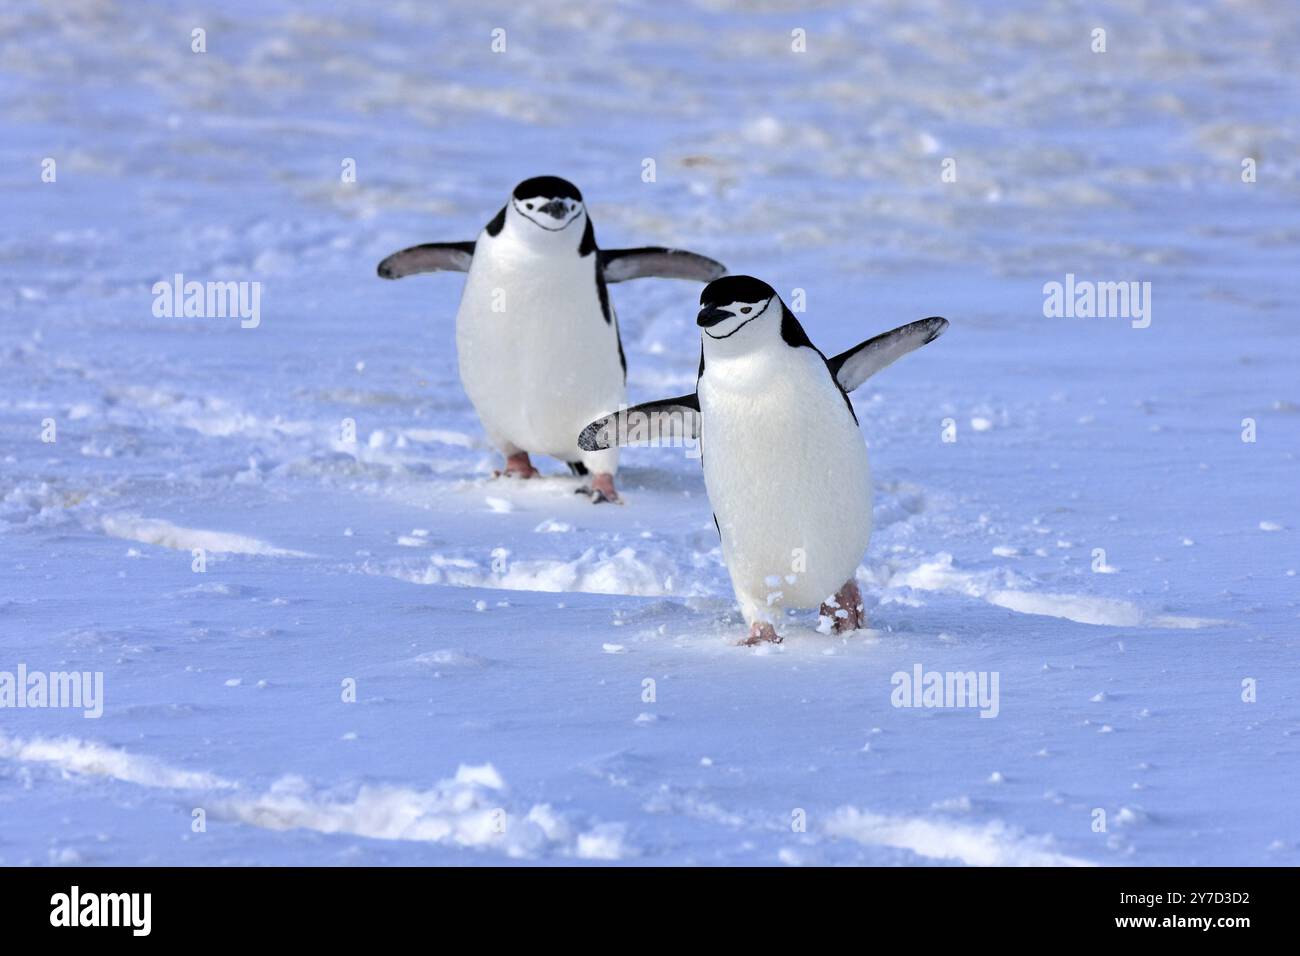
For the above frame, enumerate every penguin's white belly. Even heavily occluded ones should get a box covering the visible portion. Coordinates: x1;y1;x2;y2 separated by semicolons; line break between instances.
455;244;625;461
700;351;872;612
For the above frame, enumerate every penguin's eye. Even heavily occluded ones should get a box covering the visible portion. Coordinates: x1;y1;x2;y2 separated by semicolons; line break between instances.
525;202;535;210
740;306;752;314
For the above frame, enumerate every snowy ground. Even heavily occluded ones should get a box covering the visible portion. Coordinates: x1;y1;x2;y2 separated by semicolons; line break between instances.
1;0;1297;865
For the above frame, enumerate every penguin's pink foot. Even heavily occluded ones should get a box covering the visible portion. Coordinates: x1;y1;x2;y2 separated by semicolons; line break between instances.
820;578;866;634
576;472;621;504
739;622;782;646
496;452;539;479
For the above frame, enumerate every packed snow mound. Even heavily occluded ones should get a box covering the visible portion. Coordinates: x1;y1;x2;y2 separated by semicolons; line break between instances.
887;553;1223;629
0;735;633;861
371;545;703;597
826;807;1093;867
0;734;237;791
101;514;310;557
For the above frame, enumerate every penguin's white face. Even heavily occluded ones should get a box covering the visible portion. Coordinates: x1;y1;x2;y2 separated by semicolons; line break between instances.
512;194;584;231
509;176;585;235
697;276;781;353
697;295;776;341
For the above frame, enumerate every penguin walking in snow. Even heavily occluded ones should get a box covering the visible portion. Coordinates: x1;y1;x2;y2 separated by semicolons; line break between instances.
579;275;947;643
377;176;725;503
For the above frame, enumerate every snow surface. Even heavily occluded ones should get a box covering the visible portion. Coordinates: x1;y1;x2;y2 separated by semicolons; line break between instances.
1;0;1297;865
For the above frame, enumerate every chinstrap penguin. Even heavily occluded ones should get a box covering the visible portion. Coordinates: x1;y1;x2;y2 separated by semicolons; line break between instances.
579;275;948;643
378;176;725;503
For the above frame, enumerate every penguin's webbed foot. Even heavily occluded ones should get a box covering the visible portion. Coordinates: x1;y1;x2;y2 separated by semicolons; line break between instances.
576;472;621;504
820;579;866;634
495;452;540;480
739;622;782;646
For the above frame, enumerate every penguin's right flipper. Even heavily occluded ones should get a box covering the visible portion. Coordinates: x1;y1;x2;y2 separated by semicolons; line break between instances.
377;242;476;279
578;394;701;451
828;317;949;392
600;248;726;284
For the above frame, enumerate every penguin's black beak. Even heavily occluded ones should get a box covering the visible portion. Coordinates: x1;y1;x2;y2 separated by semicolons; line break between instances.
697;306;732;328
538;198;568;219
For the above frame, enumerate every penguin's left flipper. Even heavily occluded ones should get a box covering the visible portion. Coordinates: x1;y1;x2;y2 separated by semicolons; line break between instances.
829;317;949;392
377;241;476;279
599;248;726;284
578;394;701;451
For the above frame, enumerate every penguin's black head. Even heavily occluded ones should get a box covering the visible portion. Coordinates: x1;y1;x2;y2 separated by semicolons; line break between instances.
511;176;585;231
697;275;778;339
